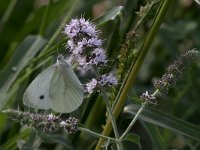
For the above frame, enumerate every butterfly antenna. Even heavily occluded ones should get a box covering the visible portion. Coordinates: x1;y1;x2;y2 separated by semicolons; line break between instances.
56;36;59;55
57;33;63;56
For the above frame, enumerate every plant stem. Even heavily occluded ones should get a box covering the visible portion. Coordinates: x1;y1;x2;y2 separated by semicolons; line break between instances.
78;126;118;143
100;87;119;139
119;103;146;140
117;89;160;140
95;0;173;149
100;88;123;150
152;89;159;96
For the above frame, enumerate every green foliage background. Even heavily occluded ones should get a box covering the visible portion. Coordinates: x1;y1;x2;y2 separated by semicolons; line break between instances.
0;0;200;149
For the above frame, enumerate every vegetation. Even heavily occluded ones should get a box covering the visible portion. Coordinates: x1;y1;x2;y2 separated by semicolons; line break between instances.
0;0;200;149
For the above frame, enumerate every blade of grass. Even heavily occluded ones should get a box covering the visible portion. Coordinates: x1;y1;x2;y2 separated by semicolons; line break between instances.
0;35;46;110
125;104;200;142
0;0;18;33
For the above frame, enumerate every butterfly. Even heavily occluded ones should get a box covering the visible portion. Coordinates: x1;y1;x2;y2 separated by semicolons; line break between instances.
23;54;84;113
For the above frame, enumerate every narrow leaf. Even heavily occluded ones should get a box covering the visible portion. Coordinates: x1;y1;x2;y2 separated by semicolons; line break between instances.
122;133;141;148
92;6;125;26
0;35;46;110
124;104;200;142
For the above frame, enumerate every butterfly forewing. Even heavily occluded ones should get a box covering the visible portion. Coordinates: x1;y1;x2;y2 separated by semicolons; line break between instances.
49;62;84;113
23;66;56;109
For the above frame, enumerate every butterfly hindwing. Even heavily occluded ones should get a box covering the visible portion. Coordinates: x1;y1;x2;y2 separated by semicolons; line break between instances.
23;66;56;109
49;62;84;113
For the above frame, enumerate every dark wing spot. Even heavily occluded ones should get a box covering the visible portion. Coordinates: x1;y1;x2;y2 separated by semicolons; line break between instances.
39;95;44;100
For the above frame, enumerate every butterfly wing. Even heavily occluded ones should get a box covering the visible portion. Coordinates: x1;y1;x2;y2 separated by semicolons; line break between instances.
49;62;84;113
23;66;56;109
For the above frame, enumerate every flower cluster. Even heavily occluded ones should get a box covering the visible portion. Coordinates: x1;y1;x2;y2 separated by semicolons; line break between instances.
140;91;157;105
3;109;79;134
154;49;199;96
86;74;118;94
64;18;118;94
64;18;107;69
60;117;79;134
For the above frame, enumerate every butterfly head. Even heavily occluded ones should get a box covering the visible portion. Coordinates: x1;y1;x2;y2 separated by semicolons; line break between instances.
57;54;65;61
57;54;70;67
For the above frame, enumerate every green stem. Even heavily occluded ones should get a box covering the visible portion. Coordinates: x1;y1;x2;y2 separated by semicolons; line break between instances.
152;89;160;97
95;0;173;149
119;89;161;140
39;0;52;36
119;103;146;140
119;89;160;140
100;88;123;150
93;68;119;139
0;0;18;33
100;87;119;139
78;126;118;143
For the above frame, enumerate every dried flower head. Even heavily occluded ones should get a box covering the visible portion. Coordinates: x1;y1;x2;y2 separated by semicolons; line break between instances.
3;109;79;134
154;49;199;96
140;91;157;105
60;117;79;134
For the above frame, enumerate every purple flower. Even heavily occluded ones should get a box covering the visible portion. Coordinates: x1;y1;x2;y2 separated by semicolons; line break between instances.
85;79;98;94
98;74;118;86
64;17;118;95
64;18;107;69
91;48;107;65
64;19;80;38
87;38;102;47
77;56;91;69
47;113;58;121
64;18;99;39
85;74;118;94
140;91;157;105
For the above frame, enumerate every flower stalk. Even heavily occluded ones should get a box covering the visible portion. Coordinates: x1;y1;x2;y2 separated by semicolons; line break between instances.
119;49;199;141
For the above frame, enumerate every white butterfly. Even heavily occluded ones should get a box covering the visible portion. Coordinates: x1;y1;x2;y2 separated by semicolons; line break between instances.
23;54;84;113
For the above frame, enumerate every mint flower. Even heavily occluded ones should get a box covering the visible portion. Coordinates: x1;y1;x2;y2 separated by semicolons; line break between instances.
140;91;156;105
154;49;199;96
47;113;58;121
64;18;98;39
64;18;107;69
85;79;98;94
3;109;79;134
85;74;118;94
98;74;118;86
64;17;118;94
62;117;79;134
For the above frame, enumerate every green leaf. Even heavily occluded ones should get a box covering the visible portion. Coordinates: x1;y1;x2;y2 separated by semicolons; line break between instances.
122;133;141;148
141;122;167;150
15;0;74;41
0;35;46;110
38;133;75;150
93;6;125;58
124;104;200;142
92;6;125;26
0;129;30;150
135;0;161;30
